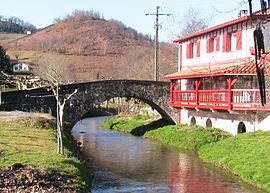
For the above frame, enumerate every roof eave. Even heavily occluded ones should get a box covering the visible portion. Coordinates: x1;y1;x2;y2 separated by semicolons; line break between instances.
173;15;266;44
163;72;261;80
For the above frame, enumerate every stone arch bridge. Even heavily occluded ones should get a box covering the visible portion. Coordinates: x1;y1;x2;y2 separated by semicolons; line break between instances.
0;80;178;125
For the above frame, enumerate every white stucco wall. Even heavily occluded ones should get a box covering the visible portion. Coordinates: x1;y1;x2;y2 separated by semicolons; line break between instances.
180;109;270;135
178;21;255;71
13;63;29;71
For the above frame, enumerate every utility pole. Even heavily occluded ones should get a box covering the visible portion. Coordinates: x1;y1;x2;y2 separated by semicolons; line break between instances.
146;6;171;81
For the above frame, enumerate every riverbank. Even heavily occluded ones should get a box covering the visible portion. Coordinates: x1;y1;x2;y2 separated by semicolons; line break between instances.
102;115;231;149
103;115;270;192
0;111;91;192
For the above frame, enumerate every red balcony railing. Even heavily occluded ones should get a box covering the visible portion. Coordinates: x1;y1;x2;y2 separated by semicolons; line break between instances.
171;89;270;111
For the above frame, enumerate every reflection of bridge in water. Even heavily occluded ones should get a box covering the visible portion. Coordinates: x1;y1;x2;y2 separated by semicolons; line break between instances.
0;80;178;125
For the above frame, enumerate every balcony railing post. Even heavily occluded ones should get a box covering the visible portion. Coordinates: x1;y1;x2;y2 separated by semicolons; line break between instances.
195;80;201;105
170;80;176;105
227;78;232;109
227;78;237;109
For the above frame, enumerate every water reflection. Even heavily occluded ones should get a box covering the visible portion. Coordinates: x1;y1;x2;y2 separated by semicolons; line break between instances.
72;117;260;193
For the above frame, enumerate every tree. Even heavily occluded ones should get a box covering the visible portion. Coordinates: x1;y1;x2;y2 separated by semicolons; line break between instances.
36;56;77;154
48;73;77;155
180;7;209;36
166;7;209;40
0;45;11;74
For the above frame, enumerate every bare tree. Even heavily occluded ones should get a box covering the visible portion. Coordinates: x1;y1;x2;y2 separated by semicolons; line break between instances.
36;56;77;154
1;54;77;154
166;7;210;40
180;7;209;36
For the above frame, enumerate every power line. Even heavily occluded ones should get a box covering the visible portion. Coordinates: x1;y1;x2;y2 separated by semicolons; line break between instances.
146;6;171;81
212;0;248;14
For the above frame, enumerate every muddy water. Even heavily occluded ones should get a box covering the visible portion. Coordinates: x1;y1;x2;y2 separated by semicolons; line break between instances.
72;117;260;193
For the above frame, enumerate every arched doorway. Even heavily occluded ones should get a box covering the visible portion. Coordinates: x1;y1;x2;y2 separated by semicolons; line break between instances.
206;118;212;128
190;117;196;125
237;122;246;133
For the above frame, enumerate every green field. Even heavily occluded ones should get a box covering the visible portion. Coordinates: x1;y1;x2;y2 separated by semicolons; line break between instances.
0;33;25;44
0;115;91;192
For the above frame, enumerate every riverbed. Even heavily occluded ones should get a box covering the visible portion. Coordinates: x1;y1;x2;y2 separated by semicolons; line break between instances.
72;116;261;193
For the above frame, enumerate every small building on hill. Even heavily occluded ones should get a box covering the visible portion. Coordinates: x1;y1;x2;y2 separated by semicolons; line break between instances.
12;62;29;72
9;59;33;74
164;10;270;135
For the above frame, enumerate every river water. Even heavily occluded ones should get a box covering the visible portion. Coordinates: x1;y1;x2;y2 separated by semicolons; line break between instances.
72;117;260;193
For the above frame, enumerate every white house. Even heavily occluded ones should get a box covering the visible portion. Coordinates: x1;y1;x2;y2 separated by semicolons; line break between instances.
12;63;29;72
164;10;270;135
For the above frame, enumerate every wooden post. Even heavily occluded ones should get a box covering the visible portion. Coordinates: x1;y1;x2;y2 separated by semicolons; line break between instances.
170;80;176;104
195;80;201;105
227;78;237;110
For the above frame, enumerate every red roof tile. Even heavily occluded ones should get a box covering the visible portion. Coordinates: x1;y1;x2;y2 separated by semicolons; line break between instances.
164;60;270;80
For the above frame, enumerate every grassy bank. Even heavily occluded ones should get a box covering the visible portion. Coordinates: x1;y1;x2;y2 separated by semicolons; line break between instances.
103;115;270;192
0;115;91;192
102;115;161;135
102;115;231;149
199;131;270;191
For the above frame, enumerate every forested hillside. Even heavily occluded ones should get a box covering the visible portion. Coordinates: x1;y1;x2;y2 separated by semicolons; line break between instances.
0;16;36;33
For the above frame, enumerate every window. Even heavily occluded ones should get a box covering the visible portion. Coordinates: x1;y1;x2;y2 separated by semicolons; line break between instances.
215;36;220;51
196;41;200;57
206;38;214;53
186;79;196;90
237;122;246;133
236;31;242;50
223;33;232;52
186;42;194;59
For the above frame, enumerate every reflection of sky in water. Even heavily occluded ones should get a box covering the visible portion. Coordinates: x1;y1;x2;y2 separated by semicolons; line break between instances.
72;117;261;193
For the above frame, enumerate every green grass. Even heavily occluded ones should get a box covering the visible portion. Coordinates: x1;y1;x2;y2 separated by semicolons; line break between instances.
0;116;91;192
102;115;157;133
145;124;231;149
199;131;270;192
103;115;231;149
0;33;25;44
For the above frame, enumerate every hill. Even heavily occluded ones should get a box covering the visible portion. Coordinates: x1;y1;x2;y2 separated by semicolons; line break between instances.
6;10;177;82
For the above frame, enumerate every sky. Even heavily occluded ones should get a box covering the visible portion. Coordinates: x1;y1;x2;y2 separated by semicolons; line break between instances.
0;0;261;42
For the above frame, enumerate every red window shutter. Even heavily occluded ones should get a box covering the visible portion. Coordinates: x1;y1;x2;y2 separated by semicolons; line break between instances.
206;39;210;53
223;34;231;52
215;36;220;51
236;31;242;50
209;38;214;52
186;43;190;58
190;43;194;58
207;38;214;53
222;35;227;52
227;34;231;52
196;41;200;57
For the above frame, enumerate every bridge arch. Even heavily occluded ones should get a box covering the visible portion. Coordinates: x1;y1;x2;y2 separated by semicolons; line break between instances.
65;80;177;125
1;80;178;126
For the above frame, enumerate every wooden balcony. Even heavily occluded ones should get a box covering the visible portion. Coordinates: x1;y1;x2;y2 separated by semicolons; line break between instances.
171;89;270;111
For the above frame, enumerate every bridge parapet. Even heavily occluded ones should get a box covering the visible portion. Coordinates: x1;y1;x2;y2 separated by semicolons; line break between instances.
0;80;178;125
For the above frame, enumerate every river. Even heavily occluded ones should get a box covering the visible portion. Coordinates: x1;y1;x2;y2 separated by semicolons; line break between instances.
72;116;261;193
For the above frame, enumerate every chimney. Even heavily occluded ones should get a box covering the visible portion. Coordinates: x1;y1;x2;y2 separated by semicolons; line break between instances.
238;10;248;18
